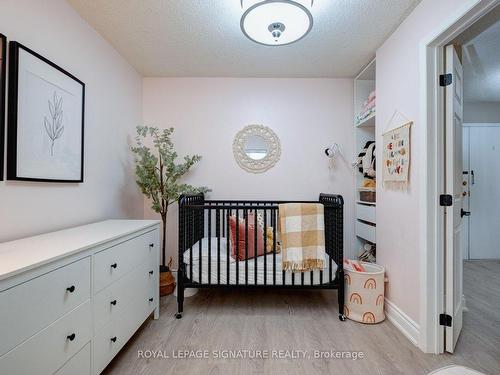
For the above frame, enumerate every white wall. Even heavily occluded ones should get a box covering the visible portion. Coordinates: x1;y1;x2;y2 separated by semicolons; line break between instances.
0;0;144;242
143;78;355;267
464;101;500;123
376;0;482;324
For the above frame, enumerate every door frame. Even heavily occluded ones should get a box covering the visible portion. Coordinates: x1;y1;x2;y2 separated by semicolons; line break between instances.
419;0;500;354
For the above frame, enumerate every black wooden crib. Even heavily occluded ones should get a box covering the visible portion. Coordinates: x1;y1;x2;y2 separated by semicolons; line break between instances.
176;193;345;320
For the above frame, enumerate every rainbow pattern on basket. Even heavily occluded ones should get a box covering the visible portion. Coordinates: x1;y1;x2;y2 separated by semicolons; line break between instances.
350;293;363;304
364;278;377;289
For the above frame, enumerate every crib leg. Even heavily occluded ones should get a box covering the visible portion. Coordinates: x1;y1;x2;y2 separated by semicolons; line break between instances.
176;267;184;319
338;269;346;321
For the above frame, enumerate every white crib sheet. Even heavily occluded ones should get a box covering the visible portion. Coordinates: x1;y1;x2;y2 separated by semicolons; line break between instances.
183;237;337;285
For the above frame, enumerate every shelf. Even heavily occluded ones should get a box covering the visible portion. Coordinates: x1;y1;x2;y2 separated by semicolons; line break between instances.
356;200;376;206
355;113;375;128
355;59;376;81
353;57;377;257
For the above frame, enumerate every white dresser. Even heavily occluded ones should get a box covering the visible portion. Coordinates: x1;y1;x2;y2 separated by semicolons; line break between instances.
0;220;160;375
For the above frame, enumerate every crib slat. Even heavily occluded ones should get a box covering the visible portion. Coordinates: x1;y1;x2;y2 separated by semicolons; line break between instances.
208;209;211;285
216;208;220;285
329;252;333;283
263;208;267;286
227;209;230;285
245;208;248;285
223;208;226;237
273;209;276;285
254;209;258;285
199;219;202;284
190;210;193;282
236;209;239;285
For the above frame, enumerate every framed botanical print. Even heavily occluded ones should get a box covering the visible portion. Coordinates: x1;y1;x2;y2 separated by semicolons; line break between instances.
0;34;6;181
7;41;85;182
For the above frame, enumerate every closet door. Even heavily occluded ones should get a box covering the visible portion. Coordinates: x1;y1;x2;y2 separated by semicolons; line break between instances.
469;126;500;259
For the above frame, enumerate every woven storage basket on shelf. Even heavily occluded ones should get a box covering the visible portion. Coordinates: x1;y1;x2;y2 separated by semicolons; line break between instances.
358;188;376;203
344;262;385;324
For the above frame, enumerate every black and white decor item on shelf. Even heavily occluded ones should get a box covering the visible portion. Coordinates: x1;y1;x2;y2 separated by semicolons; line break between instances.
0;34;6;181
7;41;85;182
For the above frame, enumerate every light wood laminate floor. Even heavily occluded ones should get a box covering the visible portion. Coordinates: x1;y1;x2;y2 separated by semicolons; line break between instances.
103;261;500;375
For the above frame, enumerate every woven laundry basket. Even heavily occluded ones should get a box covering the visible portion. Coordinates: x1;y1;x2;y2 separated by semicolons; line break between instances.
344;262;385;323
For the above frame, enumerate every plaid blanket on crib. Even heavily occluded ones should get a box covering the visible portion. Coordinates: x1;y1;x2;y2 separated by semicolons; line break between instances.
278;203;325;272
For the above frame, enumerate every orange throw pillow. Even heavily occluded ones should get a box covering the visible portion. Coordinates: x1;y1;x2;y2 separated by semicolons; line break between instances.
229;212;265;261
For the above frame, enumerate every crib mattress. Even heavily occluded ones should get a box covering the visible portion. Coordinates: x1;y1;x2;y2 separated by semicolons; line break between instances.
183;237;338;286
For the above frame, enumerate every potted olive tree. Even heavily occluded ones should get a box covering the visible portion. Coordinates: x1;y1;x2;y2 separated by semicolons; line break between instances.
131;125;209;296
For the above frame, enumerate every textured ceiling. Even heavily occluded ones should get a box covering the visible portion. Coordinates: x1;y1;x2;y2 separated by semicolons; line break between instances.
459;5;500;103
66;0;421;77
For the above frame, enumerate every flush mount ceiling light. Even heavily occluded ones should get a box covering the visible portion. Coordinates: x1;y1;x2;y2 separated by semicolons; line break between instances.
240;0;314;46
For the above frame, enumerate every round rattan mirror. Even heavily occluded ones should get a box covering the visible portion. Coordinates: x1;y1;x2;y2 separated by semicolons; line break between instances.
233;125;281;173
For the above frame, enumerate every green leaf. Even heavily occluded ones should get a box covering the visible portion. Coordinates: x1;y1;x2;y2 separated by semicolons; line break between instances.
131;125;209;215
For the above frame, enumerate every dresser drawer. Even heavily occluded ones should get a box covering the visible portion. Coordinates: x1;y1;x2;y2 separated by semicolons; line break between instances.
93;292;154;374
0;257;91;356
356;221;376;243
0;300;92;375
147;229;160;267
94;230;158;293
356;203;376;224
93;259;157;331
54;342;91;375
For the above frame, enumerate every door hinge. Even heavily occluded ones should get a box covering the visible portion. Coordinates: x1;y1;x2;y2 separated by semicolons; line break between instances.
439;314;452;327
439;73;453;86
440;194;453;206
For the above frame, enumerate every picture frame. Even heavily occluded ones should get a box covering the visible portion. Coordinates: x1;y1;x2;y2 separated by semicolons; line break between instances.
7;41;85;182
0;34;6;181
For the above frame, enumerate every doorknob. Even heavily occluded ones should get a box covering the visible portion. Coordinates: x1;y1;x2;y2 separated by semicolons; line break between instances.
461;209;471;217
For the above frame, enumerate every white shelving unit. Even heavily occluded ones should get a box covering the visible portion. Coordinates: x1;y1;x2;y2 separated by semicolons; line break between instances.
354;59;376;258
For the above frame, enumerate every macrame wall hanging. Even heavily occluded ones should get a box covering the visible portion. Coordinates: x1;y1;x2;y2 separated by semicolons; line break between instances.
382;110;413;190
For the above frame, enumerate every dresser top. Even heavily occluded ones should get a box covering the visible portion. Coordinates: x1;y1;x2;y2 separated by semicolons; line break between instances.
0;220;160;281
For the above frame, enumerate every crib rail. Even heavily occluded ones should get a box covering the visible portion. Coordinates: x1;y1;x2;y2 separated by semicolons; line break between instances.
176;193;345;319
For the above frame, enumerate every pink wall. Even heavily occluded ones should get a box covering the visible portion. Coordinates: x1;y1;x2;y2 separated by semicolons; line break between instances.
0;0;144;241
143;78;355;267
376;0;481;323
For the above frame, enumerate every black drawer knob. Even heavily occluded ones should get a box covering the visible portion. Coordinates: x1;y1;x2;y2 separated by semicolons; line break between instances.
110;300;117;306
66;286;75;293
149;297;154;302
67;333;76;341
149;243;154;248
149;270;154;275
110;336;117;343
110;263;118;269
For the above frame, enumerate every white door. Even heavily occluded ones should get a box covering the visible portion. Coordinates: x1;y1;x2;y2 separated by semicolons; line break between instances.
462;127;470;260
444;45;464;353
469;126;500;259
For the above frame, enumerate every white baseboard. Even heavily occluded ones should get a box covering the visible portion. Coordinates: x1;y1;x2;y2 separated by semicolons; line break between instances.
385;298;420;346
